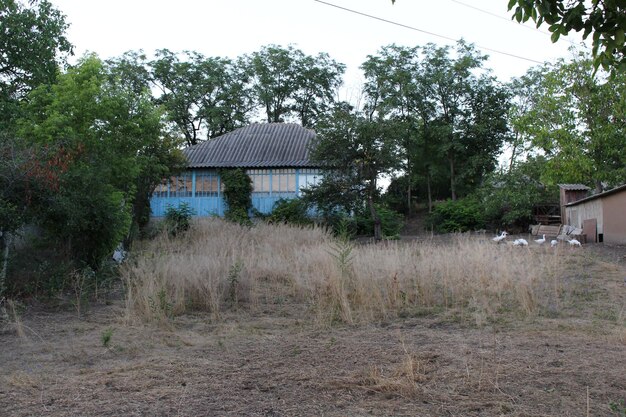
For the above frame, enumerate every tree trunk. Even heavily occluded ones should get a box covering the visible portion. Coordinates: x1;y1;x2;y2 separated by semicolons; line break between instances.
406;158;412;216
427;171;433;213
368;195;382;241
508;132;520;172
0;231;11;297
407;182;412;216
449;157;456;201
595;179;603;194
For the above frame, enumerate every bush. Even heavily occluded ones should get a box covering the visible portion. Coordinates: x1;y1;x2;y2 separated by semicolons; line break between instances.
356;205;404;238
428;198;485;233
220;169;253;225
477;157;558;230
267;198;312;226
164;203;194;236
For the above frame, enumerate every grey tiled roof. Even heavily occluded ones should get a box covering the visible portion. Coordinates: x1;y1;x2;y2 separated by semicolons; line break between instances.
184;123;317;168
565;183;626;206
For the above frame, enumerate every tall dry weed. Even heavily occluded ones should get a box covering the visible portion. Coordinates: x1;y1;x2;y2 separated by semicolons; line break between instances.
123;219;564;325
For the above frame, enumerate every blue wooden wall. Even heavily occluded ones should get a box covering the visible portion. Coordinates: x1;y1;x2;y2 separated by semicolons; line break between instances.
150;168;320;217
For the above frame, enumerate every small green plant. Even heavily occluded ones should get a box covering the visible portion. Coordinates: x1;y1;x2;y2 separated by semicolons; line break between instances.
328;220;354;281
228;259;244;308
610;399;626;416
164;203;195;236
148;288;173;320
101;327;113;348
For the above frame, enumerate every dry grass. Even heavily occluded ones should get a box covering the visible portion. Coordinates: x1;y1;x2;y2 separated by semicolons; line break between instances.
123;218;565;326
1;299;27;340
3;225;625;416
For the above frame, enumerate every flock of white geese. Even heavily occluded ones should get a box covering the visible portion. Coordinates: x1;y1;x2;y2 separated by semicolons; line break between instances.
491;231;582;247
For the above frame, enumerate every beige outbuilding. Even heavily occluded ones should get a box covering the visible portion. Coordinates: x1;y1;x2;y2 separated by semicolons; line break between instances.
563;184;626;244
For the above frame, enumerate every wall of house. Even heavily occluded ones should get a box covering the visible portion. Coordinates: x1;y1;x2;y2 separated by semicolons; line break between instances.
565;199;603;236
150;168;321;217
602;191;626;244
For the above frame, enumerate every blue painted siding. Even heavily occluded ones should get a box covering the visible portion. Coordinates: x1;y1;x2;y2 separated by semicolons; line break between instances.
150;168;320;217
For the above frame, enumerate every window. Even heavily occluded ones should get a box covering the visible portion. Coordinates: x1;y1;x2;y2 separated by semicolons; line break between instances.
247;169;271;194
196;172;219;196
170;174;192;197
271;168;296;193
153;180;168;197
299;168;321;191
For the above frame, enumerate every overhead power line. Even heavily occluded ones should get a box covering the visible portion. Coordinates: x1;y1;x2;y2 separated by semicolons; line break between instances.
448;0;579;46
313;0;544;64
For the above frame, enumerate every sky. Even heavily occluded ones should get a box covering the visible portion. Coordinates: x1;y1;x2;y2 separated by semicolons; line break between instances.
49;0;589;93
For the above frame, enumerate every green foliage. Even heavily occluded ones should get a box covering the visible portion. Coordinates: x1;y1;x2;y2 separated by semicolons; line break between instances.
148;288;173;320
507;0;626;73
0;0;73;130
610;399;626;417
245;44;345;126
267;198;312;226
328;219;355;281
428;197;485;233
477;157;558;230
101;327;113;348
382;175;415;215
361;41;510;207
164;203;195;236
513;55;626;188
10;54;182;270
304;103;401;239
228;259;244;308
221;169;253;225
150;49;251;145
356;205;404;238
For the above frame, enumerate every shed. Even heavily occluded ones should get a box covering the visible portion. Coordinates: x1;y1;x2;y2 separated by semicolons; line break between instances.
559;184;590;225
564;183;626;244
150;123;321;217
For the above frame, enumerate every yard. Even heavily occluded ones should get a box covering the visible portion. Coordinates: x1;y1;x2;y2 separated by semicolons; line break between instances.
1;220;625;416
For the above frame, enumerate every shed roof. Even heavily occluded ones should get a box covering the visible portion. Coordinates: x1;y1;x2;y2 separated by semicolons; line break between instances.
183;123;317;168
566;183;626;207
559;184;590;191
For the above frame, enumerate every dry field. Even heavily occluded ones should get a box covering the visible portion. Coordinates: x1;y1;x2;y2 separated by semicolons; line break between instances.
1;219;625;416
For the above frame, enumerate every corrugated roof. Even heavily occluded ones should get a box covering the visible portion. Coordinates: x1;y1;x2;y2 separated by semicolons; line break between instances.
558;184;590;191
566;183;626;207
183;123;317;168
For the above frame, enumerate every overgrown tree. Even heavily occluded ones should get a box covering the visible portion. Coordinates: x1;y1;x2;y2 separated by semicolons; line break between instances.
150;49;252;146
477;156;557;230
0;0;73;131
361;44;423;214
304;104;401;240
17;55;183;267
245;44;345;127
515;53;626;190
420;41;510;201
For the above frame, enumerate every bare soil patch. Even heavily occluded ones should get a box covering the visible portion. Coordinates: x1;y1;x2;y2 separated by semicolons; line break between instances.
2;241;625;417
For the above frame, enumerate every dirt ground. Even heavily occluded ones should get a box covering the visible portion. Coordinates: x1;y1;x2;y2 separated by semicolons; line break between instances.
1;241;626;416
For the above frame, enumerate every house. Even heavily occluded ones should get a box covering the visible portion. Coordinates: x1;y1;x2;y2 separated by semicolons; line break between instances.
563;183;626;244
150;123;321;217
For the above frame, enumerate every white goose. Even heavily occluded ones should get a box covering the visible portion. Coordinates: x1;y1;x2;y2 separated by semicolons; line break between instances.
513;238;528;246
534;234;546;245
550;239;558;247
568;238;582;247
492;231;508;243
